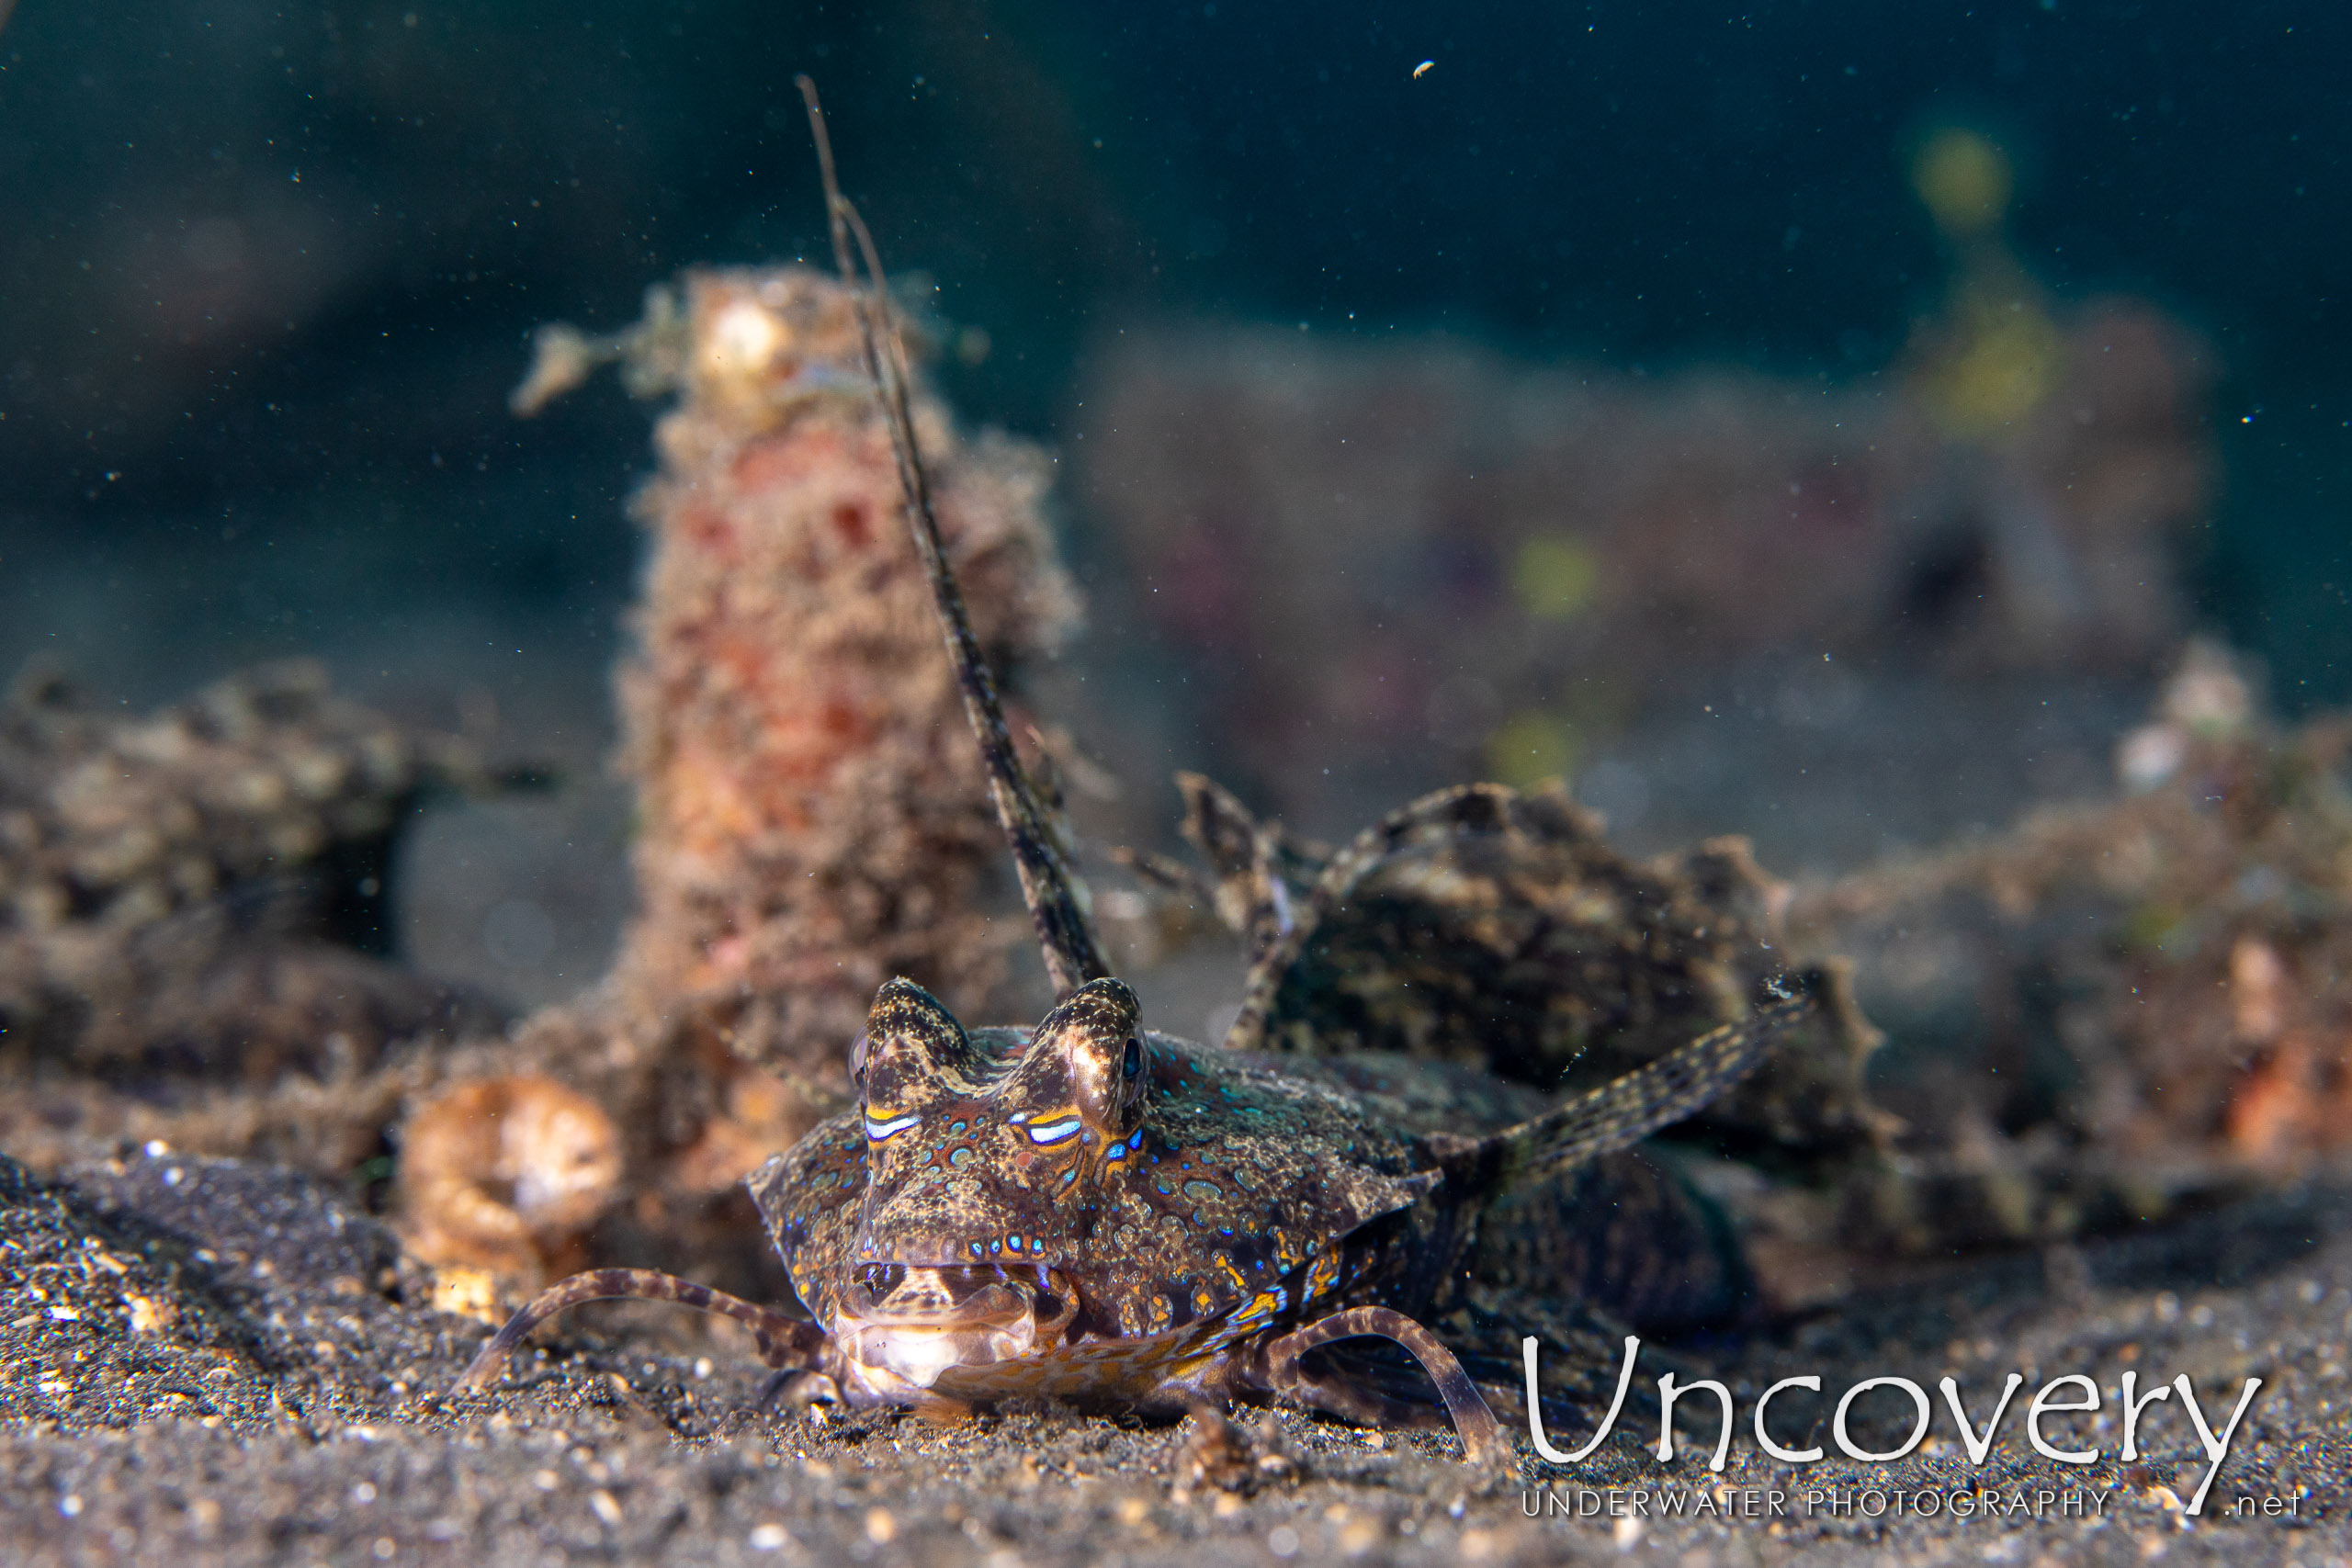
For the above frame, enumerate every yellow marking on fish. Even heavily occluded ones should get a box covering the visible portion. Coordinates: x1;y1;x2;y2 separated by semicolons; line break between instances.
1232;1289;1283;1328
1016;1107;1084;1145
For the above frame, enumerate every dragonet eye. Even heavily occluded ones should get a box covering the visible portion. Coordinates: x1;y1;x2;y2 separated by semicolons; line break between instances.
1122;1035;1142;1080
848;1032;869;1088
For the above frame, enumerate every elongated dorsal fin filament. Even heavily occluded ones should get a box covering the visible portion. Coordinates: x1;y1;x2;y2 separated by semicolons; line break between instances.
795;74;1110;998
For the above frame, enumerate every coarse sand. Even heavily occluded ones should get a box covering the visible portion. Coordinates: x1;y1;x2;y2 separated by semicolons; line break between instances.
2;1146;2346;1567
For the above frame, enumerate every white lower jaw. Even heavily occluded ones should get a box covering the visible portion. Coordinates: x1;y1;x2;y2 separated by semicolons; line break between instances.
839;1315;1039;1390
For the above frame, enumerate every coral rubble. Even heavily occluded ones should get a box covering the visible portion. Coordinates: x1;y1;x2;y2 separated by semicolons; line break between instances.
1789;643;2352;1257
1139;771;1883;1160
0;661;506;1177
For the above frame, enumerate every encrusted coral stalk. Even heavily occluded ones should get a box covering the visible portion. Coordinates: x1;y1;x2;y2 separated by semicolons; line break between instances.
400;268;1079;1287
605;267;1077;1081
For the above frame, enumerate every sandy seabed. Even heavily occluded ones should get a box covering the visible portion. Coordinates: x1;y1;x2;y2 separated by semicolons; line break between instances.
2;1144;2347;1568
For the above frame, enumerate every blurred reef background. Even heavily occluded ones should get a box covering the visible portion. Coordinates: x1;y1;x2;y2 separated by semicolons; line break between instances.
4;0;2347;852
3;1;2352;1287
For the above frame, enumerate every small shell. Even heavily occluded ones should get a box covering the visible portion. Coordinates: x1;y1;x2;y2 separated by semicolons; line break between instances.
397;1075;623;1288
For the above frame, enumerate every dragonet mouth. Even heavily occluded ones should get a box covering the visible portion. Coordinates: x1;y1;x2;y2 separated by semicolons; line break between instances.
836;1263;1077;1388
